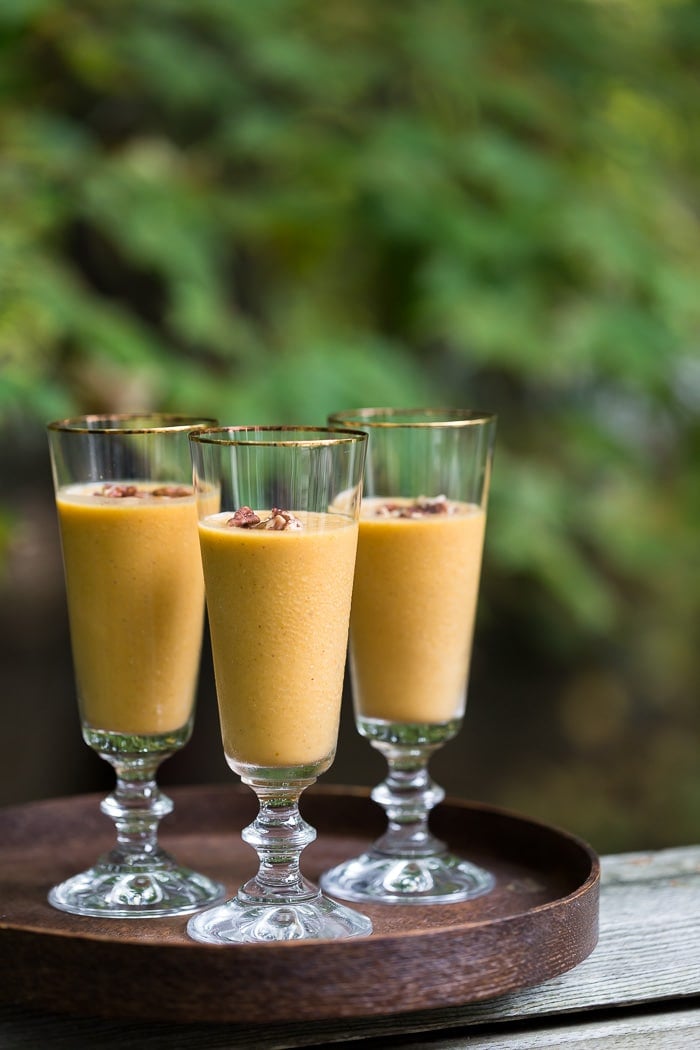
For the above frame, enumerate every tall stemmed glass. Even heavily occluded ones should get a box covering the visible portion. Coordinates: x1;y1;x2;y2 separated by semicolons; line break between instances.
321;408;497;905
47;414;225;918
186;427;372;944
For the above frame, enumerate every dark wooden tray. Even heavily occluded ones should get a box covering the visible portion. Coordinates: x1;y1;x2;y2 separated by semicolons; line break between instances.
0;784;599;1024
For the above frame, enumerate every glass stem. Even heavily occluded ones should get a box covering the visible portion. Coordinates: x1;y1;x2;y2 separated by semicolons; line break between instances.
100;753;173;863
238;776;318;904
371;742;447;857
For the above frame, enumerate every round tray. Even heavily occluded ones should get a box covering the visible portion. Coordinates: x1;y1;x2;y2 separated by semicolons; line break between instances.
0;784;599;1023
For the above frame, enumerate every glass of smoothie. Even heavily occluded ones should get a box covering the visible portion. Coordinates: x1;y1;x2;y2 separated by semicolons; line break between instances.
46;414;225;918
186;426;372;944
321;407;497;905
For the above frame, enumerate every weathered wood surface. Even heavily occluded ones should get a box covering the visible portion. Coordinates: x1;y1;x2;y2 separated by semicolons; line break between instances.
1;843;698;1048
393;1007;700;1049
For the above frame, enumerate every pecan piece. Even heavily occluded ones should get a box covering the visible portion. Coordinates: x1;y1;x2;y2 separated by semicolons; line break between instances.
227;506;303;530
98;484;141;498
413;495;449;515
375;495;450;518
152;485;192;498
227;506;262;528
263;508;302;531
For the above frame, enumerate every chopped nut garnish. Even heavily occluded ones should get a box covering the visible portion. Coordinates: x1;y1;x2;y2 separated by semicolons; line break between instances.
228;506;262;528
264;508;303;531
375;495;451;518
97;483;192;499
151;485;192;498
227;506;303;530
98;484;142;498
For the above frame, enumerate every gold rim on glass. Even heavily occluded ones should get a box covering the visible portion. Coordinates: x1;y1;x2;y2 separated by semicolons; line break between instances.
189;425;369;447
47;414;218;434
327;407;496;428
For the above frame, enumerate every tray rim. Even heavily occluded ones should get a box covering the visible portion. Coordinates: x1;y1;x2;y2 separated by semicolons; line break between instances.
0;783;600;1022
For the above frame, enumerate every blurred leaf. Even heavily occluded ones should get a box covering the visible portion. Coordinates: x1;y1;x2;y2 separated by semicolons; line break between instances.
0;2;699;850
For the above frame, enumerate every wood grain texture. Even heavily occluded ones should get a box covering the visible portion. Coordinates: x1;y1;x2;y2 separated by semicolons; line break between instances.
0;785;598;1024
1;1002;699;1050
396;1006;700;1049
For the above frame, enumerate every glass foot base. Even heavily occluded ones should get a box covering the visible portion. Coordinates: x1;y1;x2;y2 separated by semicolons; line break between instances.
48;856;226;919
186;891;373;943
321;849;495;905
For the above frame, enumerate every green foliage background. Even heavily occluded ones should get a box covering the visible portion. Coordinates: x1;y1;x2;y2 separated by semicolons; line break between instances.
1;0;698;850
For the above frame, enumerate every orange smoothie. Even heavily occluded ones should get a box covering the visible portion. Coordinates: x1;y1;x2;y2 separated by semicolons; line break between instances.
56;482;206;735
349;496;486;725
198;510;358;770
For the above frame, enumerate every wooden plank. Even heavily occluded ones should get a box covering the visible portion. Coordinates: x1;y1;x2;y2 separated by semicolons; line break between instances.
1;1002;699;1049
392;1006;700;1048
1;845;699;1048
